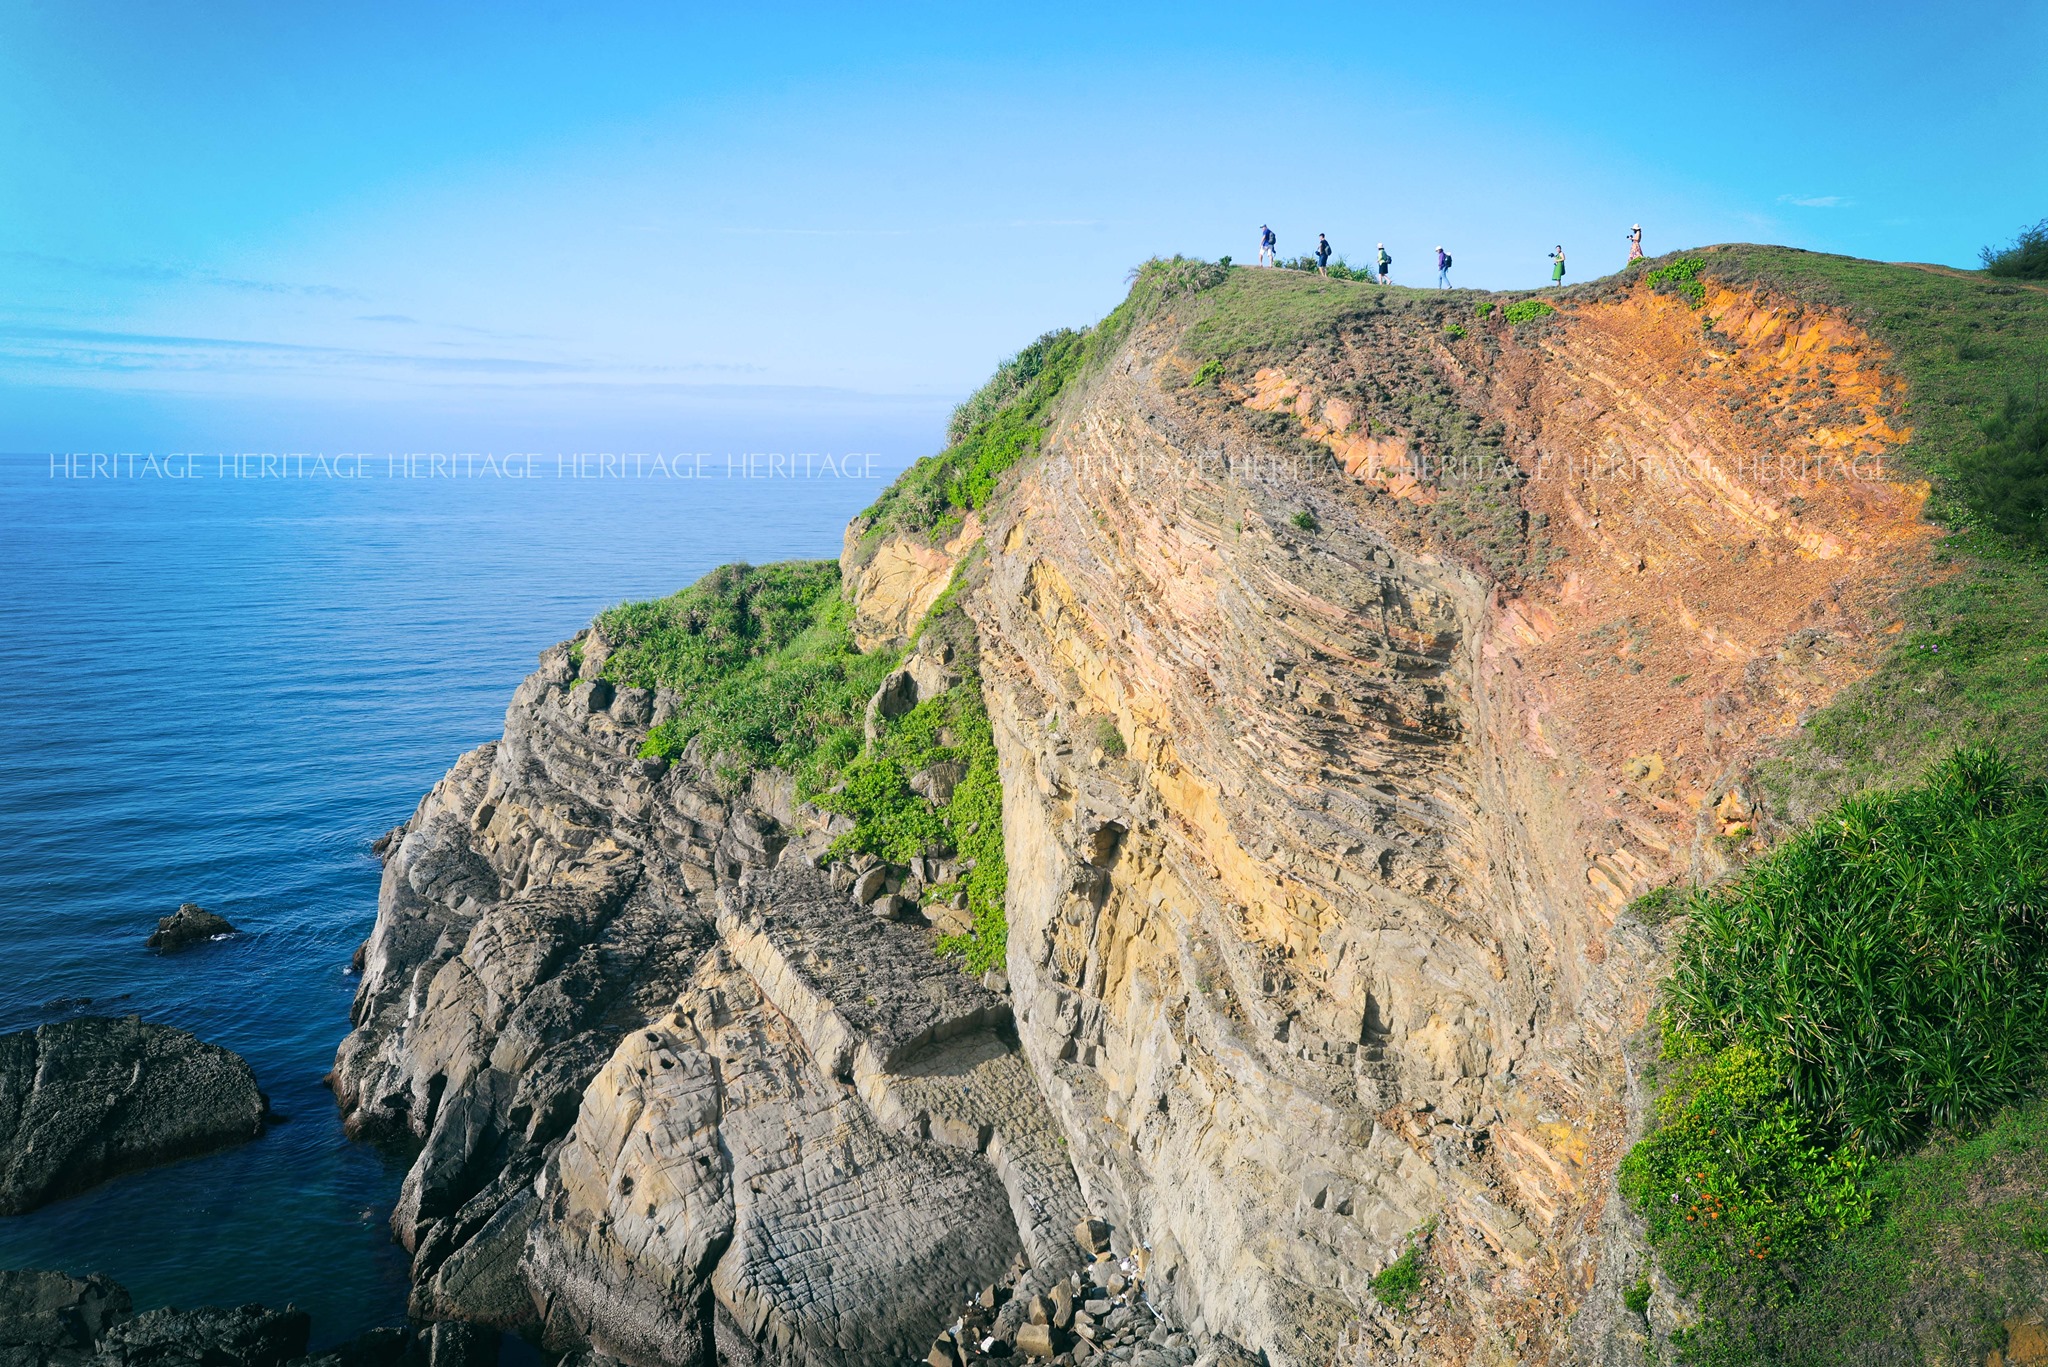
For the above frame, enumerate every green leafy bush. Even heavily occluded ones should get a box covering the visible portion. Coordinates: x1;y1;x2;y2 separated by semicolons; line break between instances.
1623;1278;1652;1315
1290;508;1319;531
1502;299;1555;324
1620;1041;1875;1295
1645;256;1709;308
815;666;1010;973
1191;358;1224;388
1091;716;1126;759
1981;217;2048;280
1444;322;1467;339
1369;1228;1430;1312
1474;300;1497;317
1952;390;2048;548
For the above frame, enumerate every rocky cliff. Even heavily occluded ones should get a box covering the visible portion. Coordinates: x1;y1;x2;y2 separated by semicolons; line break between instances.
335;253;1940;1365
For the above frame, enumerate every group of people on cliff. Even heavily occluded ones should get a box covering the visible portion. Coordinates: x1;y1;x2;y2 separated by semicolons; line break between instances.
1254;222;1646;288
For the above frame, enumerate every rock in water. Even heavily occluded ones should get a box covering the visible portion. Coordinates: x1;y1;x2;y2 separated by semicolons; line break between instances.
0;1269;134;1366
146;904;237;952
0;1017;266;1214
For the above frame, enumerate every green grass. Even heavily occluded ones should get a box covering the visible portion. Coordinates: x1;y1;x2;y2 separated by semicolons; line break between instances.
857;326;1092;545
852;255;1232;550
597;561;893;791
592;560;1009;971
1764;1095;2048;1366
1621;748;2048;1363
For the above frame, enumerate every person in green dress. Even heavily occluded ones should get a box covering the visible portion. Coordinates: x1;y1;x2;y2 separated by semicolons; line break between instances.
1549;245;1567;284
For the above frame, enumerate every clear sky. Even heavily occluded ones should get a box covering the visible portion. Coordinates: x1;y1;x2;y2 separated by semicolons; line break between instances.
3;0;2043;452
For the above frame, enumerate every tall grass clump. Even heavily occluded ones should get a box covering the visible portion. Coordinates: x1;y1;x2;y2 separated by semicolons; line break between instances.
1982;217;2048;280
1622;747;2048;1362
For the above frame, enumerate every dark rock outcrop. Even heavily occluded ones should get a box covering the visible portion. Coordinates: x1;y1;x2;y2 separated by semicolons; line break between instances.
0;1017;266;1214
91;1305;309;1367
0;1269;133;1367
0;1270;416;1367
145;905;237;953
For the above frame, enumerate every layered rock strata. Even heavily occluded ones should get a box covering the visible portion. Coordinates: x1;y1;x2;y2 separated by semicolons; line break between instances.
341;266;1936;1366
332;643;1089;1365
960;275;1931;1363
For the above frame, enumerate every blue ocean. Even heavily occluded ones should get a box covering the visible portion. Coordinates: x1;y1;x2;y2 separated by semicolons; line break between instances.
0;444;916;1344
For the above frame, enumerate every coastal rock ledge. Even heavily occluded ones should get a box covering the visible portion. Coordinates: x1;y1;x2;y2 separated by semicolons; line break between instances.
0;1016;267;1215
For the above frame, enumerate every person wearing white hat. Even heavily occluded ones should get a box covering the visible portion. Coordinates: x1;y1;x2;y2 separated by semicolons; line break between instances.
1376;243;1391;285
1627;224;1644;261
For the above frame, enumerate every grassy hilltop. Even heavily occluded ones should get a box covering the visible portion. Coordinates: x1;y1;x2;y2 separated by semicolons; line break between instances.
585;243;2048;1361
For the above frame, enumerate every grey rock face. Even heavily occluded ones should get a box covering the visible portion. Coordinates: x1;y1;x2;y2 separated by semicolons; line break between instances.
0;1017;266;1214
144;904;237;953
332;638;1085;1366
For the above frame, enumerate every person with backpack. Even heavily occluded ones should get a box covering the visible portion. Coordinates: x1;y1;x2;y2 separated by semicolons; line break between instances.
1549;245;1567;285
1436;246;1452;288
1377;244;1391;284
1316;233;1333;276
1627;224;1644;261
1258;224;1277;266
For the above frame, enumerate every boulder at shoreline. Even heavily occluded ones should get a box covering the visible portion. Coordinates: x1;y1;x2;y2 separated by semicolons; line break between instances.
0;1016;266;1214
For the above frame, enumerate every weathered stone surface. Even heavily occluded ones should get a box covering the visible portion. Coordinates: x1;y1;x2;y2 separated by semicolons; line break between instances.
145;904;237;952
89;1303;309;1367
0;1270;133;1367
333;637;1084;1366
0;1018;266;1214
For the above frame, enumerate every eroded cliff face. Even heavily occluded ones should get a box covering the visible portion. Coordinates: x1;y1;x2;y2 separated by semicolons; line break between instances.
332;646;1085;1366
337;265;1937;1367
959;275;1934;1364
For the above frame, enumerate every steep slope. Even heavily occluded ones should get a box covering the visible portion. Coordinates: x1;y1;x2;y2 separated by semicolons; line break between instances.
953;254;1942;1364
333;246;2046;1367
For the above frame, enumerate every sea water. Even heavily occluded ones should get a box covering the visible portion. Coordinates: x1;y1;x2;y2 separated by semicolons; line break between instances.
0;441;921;1343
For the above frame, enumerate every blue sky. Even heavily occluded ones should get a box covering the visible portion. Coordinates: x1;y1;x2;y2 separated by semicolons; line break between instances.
3;1;2043;452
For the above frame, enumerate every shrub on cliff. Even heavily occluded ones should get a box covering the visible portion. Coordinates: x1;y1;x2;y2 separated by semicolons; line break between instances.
599;562;894;788
1623;747;2048;1361
1981;217;2048;280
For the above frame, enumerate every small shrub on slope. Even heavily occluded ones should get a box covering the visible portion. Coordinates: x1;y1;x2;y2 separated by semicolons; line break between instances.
1645;256;1709;308
1502;299;1555;324
1982;217;2048;280
1953;390;2048;549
